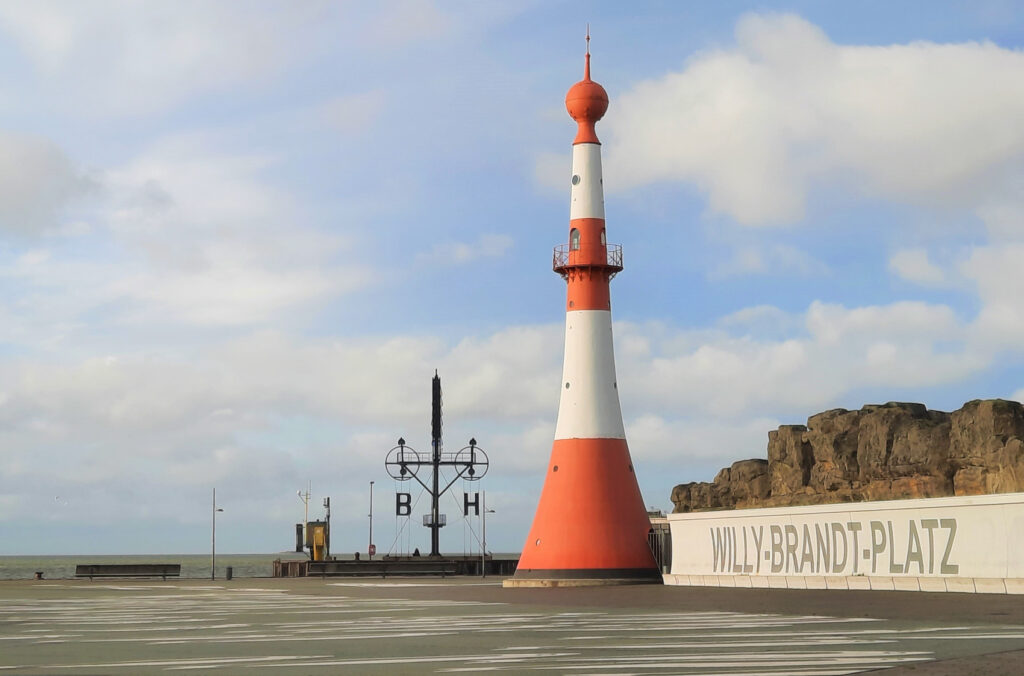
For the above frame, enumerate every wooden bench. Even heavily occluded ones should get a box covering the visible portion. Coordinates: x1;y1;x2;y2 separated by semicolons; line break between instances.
75;564;181;581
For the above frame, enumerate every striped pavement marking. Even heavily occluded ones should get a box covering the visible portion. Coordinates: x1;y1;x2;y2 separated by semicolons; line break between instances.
1;586;1022;673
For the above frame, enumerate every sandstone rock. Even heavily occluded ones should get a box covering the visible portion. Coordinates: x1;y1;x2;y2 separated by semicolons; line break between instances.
670;459;770;513
858;475;951;502
889;414;951;479
669;398;1024;515
670;483;695;513
857;402;948;482
952;466;987;496
806;409;860;491
690;481;719;510
728;459;770;505
952;437;1024;495
670;480;722;513
951;400;1024;461
949;400;1024;496
767;425;811;496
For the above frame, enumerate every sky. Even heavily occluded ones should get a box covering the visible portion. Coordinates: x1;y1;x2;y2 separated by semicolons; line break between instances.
2;0;1024;556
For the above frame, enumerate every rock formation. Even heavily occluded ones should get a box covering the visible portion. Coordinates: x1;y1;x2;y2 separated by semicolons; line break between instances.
671;399;1024;513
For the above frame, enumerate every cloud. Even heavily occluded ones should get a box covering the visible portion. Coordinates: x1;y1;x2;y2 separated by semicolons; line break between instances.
619;299;983;419
356;0;455;49
889;248;946;285
0;324;563;544
717;305;801;340
0;133;93;235
627;413;781;462
962;243;1024;349
317;90;389;135
36;133;370;329
603;13;1024;225
805;300;962;345
711;243;827;278
417;234;514;266
0;2;533;120
0;296;1001;550
533;151;568;195
975;170;1024;239
0;323;558;446
0;1;314;116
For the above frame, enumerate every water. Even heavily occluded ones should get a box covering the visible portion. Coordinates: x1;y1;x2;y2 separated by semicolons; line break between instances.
0;553;313;580
0;552;521;580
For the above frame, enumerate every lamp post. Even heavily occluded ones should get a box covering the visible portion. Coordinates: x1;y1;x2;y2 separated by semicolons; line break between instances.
211;488;224;580
481;491;495;578
296;483;311;558
368;480;375;560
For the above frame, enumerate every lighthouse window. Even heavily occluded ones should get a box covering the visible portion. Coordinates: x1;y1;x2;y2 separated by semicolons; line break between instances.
600;229;606;245
570;228;580;250
571;174;581;185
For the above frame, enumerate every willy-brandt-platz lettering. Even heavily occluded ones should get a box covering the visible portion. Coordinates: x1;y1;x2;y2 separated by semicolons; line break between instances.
708;518;958;577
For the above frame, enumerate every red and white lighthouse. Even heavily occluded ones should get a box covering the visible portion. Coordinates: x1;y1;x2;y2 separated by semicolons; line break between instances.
507;36;661;586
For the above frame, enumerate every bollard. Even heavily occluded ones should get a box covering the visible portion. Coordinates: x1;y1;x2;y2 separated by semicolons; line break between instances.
225;566;233;580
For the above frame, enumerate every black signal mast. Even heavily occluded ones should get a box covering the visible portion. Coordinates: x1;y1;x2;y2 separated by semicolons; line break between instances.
385;371;488;557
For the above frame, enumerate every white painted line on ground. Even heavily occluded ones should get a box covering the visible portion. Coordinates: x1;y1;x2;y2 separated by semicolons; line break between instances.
39;655;331;670
248;653;581;669
328;582;503;587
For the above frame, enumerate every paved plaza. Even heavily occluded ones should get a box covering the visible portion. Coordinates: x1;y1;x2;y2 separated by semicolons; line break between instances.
2;578;1024;674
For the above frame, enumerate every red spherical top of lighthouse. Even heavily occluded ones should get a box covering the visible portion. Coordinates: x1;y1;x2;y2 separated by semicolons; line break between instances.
565;30;608;145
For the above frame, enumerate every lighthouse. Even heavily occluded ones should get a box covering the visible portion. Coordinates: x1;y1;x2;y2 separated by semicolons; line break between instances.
506;36;661;587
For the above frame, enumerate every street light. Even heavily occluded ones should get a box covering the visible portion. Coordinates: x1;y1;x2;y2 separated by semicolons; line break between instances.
211;488;224;581
296;483;311;558
481;491;495;578
368;480;375;560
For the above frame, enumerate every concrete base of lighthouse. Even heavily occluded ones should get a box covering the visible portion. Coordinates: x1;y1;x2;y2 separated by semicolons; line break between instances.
503;577;662;588
503;568;663;588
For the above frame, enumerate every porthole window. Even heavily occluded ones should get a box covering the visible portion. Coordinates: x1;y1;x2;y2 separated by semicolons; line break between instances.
570;228;580;250
571;174;581;185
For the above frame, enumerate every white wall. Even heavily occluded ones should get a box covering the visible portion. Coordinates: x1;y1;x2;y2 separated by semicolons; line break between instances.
666;493;1024;593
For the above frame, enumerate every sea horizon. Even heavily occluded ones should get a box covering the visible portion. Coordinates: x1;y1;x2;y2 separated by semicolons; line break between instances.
0;552;522;580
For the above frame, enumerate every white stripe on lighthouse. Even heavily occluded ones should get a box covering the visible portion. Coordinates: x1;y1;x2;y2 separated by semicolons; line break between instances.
554;309;626;440
569;143;605;221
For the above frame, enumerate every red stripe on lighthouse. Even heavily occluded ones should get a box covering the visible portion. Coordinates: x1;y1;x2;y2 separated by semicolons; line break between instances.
514;438;658;577
565;217;612;311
